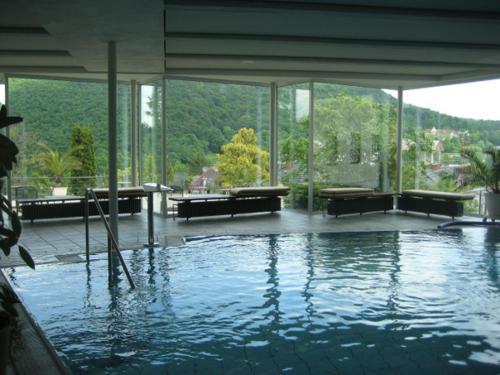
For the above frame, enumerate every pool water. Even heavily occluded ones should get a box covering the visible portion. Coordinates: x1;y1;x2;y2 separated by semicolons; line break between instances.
7;229;500;374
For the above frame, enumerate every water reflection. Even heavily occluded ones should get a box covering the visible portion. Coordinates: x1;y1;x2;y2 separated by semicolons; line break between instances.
483;228;499;288
263;235;281;330
7;230;500;374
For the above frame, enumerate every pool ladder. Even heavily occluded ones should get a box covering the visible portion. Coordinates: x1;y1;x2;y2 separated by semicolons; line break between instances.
84;189;136;289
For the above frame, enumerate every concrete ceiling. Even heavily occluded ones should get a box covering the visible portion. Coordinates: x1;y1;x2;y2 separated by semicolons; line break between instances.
2;0;500;88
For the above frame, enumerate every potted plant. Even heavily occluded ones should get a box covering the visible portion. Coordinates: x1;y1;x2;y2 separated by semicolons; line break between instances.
463;146;500;219
0;105;35;374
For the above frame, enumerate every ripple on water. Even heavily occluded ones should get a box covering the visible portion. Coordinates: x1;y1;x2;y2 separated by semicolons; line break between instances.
8;229;500;375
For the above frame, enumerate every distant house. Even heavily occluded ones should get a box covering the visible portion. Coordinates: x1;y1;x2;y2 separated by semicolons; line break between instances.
430;140;444;164
190;167;219;193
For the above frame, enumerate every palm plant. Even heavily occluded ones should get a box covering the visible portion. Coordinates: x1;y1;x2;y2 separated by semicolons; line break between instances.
36;144;81;186
462;147;500;193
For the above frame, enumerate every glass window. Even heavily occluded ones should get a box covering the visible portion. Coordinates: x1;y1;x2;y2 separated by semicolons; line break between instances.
312;83;396;209
8;77;131;198
400;80;500;215
165;79;270;195
140;82;162;185
278;84;311;209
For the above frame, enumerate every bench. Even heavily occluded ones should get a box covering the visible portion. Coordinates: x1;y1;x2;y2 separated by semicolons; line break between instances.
397;190;475;219
169;186;290;220
319;188;394;217
18;187;147;222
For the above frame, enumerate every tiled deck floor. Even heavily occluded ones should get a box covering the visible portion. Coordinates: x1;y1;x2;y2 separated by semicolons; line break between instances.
1;209;457;267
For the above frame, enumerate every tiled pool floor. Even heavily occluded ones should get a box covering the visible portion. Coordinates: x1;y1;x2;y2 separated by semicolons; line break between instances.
8;230;500;374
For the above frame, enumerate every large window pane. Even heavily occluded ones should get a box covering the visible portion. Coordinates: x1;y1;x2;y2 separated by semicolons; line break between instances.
278;83;311;209
165;79;269;194
140;82;162;184
401;80;500;215
313;84;396;200
8;77;131;199
140;81;163;213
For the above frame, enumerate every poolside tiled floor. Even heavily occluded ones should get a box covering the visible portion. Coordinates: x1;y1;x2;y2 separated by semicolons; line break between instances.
1;209;460;267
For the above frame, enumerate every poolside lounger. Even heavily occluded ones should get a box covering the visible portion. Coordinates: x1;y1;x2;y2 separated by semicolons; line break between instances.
19;187;147;222
319;187;394;217
170;186;290;220
398;190;474;220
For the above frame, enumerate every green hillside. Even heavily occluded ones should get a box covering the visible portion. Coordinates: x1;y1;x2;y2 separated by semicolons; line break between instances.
7;78;500;181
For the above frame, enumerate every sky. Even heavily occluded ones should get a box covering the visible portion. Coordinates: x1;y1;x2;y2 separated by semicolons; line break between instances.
384;79;500;121
2;79;500;121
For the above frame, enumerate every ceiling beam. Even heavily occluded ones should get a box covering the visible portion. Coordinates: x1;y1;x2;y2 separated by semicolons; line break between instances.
0;66;87;73
0;26;48;35
0;50;71;57
413;71;500;88
439;70;500;83
165;0;500;21
164;68;439;81
164;74;270;87
165;32;500;51
165;53;500;70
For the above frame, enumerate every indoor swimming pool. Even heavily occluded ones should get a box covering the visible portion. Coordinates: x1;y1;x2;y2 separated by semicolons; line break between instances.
6;229;500;374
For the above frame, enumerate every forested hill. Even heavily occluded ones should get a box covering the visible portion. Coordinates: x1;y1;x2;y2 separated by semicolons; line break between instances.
314;83;500;143
7;78;500;174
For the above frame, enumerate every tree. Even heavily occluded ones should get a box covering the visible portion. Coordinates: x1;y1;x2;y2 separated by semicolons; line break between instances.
216;128;269;188
37;144;80;186
313;94;384;188
69;125;97;195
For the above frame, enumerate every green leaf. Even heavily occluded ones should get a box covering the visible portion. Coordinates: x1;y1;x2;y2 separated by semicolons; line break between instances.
10;210;22;238
18;246;35;269
0;240;11;256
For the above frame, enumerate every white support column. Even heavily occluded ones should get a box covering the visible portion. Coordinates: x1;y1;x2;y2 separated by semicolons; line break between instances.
130;80;138;187
107;41;119;241
396;86;404;194
5;75;12;204
160;78;168;217
307;82;314;215
269;82;278;186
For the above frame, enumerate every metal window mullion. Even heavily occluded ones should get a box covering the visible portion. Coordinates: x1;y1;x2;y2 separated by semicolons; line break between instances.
107;41;119;242
5;75;13;204
160;79;168;217
131;80;137;186
308;82;314;215
137;84;143;185
270;82;278;186
396;86;404;194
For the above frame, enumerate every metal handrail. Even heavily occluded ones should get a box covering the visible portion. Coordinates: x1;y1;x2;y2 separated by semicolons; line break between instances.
84;188;136;289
